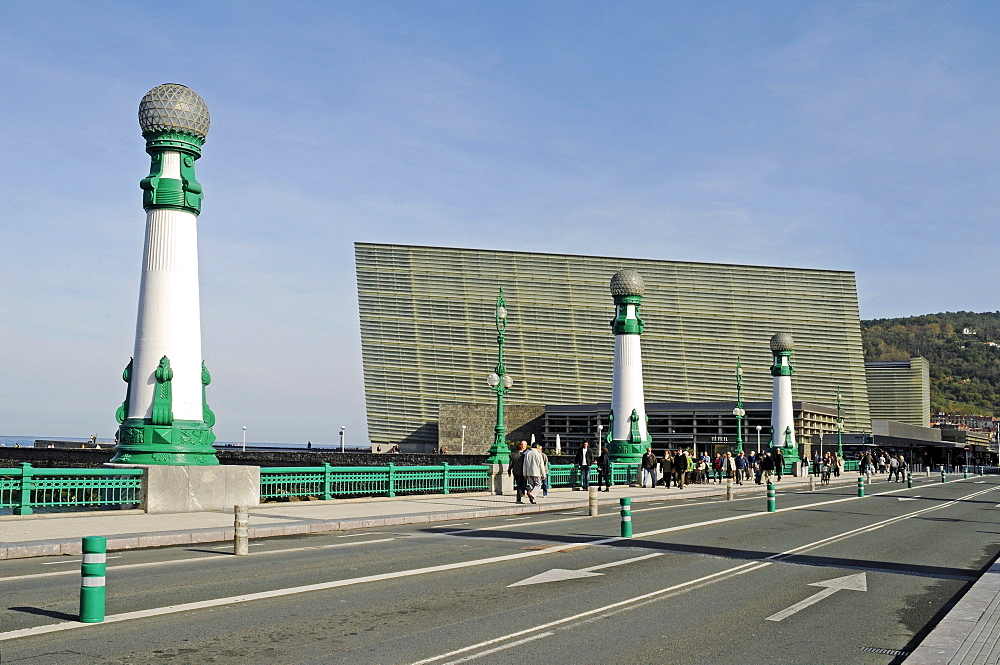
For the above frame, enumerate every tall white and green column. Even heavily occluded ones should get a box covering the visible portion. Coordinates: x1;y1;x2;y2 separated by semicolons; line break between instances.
608;270;650;464
769;332;796;454
112;84;217;466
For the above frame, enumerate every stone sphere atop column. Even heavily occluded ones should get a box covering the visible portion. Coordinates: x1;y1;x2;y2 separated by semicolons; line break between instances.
610;269;645;296
138;84;211;141
770;332;794;352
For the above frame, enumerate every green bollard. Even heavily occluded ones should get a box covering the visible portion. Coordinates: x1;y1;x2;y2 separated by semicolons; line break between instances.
620;497;632;538
79;536;107;623
907;472;912;489
767;482;776;512
964;467;968;480
941;468;946;483
857;477;865;498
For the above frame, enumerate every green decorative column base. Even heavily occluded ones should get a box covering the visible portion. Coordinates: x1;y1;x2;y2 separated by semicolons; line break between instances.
112;419;218;465
483;439;511;465
608;439;645;464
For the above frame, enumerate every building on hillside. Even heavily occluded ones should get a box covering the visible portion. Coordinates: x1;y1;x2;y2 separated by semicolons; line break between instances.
356;243;871;448
865;358;930;428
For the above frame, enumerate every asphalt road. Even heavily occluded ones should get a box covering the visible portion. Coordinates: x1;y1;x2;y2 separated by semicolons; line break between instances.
1;475;998;665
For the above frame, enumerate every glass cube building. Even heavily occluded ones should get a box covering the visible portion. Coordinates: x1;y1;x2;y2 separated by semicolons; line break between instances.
355;243;871;447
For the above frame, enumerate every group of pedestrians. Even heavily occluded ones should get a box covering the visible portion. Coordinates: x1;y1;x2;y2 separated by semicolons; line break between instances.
857;451;909;482
506;440;551;504
641;448;785;489
577;441;613;492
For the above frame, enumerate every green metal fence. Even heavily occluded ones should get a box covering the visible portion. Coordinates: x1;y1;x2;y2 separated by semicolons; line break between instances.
546;463;638;488
260;463;491;500
0;463;143;515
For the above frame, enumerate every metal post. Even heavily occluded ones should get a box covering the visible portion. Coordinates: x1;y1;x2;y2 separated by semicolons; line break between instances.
907;472;912;489
485;288;513;465
858;477;865;497
726;478;734;501
766;482;776;512
322;462;333;500
387;462;396;498
79;536;107;623
442;462;450;495
14;462;33;515
941;467;946;483
620;497;632;538
234;505;249;556
588;486;598;516
809;475;816;491
964;466;969;480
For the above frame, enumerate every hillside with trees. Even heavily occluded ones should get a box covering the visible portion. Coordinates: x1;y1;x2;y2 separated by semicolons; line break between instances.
861;312;1000;416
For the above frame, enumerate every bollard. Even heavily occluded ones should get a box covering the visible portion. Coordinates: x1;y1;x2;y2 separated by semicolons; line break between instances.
964;467;968;480
808;475;816;491
766;482;776;512
726;478;734;501
907;472;912;489
941;469;946;484
857;477;865;498
588;486;598;517
234;505;249;556
79;536;107;623
620;497;632;538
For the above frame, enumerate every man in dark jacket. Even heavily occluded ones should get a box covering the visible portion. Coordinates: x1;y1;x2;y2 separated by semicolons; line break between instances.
507;440;528;503
660;453;674;488
596;446;612;492
673;449;687;489
641;447;658;488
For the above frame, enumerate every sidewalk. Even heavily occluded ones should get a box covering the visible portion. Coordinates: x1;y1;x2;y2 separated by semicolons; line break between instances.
904;556;1000;665
0;472;832;560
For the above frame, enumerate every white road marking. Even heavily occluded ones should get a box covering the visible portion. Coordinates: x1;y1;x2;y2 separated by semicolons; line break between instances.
439;632;553;665
765;573;867;622
40;556;123;565
409;560;770;665
505;517;532;521
438;523;469;527
0;538;396;584
508;553;663;587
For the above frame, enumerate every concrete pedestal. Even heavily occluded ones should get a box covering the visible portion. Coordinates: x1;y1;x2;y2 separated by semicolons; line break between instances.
108;464;260;513
487;463;513;496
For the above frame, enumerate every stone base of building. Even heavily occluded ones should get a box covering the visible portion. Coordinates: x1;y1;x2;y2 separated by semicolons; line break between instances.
107;464;259;513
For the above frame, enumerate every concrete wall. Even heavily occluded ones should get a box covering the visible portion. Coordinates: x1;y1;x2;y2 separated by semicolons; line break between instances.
438;404;545;454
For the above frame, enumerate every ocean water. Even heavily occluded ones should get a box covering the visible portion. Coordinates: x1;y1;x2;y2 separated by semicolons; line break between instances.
0;435;368;451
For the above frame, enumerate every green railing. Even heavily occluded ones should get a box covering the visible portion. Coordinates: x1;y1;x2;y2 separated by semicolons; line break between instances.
260;463;491;500
547;463;638;488
0;463;143;515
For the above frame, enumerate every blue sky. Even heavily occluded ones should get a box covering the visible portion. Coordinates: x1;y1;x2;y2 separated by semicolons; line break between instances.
2;2;999;444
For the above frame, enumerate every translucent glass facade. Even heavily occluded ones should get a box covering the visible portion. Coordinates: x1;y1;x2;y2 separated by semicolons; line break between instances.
356;243;871;446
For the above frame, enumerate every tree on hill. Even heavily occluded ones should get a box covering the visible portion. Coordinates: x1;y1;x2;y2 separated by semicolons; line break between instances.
862;311;1000;416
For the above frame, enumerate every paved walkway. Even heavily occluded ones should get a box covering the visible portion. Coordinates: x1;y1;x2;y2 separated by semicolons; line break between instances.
0;472;832;560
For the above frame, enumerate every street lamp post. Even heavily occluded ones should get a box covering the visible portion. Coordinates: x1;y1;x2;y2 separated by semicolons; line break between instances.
484;288;514;464
733;358;745;453
340;425;345;453
836;387;844;458
755;425;762;453
242;425;246;453
597;424;604;449
461;425;466;454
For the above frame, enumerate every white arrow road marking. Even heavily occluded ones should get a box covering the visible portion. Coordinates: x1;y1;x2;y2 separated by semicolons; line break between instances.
897;497;919;501
507;553;662;587
766;573;867;622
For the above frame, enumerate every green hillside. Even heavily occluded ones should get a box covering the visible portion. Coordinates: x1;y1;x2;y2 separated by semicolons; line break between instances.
861;312;1000;416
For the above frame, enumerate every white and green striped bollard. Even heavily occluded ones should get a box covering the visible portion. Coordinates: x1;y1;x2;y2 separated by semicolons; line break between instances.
80;536;106;623
857;477;865;497
941;468;947;483
620;497;632;538
907;472;912;489
766;482;776;512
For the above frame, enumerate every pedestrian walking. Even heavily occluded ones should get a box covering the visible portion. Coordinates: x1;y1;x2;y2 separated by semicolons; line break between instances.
759;452;775;484
674;449;687;489
641;447;658;488
774;448;784;481
534;444;550;495
507;440;528;503
597;446;612;492
577;441;595;490
660;453;674;488
522;443;546;504
723;451;740;484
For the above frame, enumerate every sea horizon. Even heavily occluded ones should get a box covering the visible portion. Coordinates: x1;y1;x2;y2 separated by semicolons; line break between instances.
0;435;368;451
